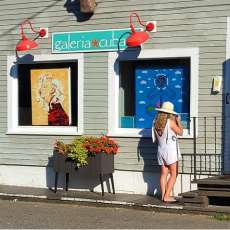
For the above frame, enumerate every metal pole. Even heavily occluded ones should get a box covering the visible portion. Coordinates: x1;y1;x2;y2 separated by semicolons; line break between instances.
193;117;197;181
214;116;217;172
204;117;207;172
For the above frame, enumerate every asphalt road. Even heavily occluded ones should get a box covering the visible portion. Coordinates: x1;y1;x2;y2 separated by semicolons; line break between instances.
0;199;230;229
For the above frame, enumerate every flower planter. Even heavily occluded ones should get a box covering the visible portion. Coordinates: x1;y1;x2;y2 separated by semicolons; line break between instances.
53;151;115;195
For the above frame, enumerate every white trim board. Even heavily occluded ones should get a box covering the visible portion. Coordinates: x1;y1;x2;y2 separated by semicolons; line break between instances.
7;53;84;135
108;48;199;138
226;17;230;59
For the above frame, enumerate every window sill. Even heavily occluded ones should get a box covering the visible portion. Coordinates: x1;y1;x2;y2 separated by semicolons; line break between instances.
107;128;193;138
7;126;82;136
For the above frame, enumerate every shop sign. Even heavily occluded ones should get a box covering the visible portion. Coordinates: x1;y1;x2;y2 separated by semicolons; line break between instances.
52;28;140;53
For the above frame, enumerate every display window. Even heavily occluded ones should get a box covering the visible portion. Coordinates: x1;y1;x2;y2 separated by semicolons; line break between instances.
108;48;199;138
119;59;190;129
7;54;84;135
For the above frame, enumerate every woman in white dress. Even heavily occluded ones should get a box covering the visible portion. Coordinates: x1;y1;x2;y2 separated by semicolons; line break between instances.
153;101;183;203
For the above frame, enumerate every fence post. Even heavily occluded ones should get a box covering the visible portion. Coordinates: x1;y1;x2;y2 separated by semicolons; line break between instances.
193;117;197;181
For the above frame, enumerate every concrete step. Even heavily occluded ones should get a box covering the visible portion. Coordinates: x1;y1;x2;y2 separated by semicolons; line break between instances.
179;191;209;207
179;190;199;198
181;196;208;204
198;190;230;198
193;175;230;186
198;184;230;191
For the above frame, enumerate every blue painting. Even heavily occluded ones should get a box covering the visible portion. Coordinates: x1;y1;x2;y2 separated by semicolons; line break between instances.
135;66;190;128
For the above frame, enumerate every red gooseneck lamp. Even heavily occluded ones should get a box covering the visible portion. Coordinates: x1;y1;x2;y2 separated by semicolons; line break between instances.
126;12;155;47
16;19;47;52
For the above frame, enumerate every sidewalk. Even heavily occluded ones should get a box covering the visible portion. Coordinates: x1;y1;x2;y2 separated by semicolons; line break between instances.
0;184;230;216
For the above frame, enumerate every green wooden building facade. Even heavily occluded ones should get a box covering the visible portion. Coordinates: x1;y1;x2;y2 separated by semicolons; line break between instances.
0;0;229;195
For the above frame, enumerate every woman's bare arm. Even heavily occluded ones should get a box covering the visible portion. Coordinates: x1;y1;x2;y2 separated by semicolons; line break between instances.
170;115;183;136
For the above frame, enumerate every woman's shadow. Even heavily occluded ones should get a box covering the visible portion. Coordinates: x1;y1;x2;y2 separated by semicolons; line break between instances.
64;0;94;22
137;129;160;196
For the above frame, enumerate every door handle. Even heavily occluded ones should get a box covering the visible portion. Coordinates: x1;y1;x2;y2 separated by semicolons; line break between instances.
226;93;229;104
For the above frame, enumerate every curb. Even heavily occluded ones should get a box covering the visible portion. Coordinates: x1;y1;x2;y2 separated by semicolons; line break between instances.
0;192;181;208
0;192;185;212
0;192;229;216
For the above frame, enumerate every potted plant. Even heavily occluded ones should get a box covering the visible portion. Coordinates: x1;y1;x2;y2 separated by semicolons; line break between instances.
53;135;119;171
52;135;119;194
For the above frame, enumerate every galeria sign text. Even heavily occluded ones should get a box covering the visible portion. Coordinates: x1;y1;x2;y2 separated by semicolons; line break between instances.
52;28;140;53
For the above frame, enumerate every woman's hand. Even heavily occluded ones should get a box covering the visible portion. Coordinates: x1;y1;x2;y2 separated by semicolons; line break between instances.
170;115;183;136
175;115;181;124
176;115;183;128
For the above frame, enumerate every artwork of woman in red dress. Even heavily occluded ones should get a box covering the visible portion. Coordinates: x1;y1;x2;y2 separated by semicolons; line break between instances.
36;74;69;126
47;81;69;126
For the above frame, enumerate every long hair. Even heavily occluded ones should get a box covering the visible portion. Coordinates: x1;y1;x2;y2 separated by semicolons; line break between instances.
154;112;173;136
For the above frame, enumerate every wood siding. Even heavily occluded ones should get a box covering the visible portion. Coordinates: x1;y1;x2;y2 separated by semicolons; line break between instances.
0;0;227;173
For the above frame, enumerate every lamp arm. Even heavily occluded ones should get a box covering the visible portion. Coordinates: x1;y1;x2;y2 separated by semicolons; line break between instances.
129;12;146;33
19;19;40;38
19;23;26;39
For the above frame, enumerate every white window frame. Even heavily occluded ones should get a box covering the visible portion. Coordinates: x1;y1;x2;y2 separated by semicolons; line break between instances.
226;17;230;60
108;48;199;138
7;53;84;135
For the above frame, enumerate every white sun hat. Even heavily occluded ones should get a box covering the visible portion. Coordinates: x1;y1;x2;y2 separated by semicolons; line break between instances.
155;101;178;115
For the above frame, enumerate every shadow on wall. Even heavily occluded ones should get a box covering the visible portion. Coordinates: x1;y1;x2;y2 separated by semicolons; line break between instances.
64;0;94;22
46;158;56;190
45;156;113;193
0;0;61;39
10;53;35;79
137;136;160;196
113;46;142;76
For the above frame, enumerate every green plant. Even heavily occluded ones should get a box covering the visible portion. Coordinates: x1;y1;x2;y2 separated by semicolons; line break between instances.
54;137;88;169
67;137;88;169
213;214;230;221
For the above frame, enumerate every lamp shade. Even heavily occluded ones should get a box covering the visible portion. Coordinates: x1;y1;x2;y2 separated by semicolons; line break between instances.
16;36;38;51
126;13;152;48
126;31;149;47
16;19;46;52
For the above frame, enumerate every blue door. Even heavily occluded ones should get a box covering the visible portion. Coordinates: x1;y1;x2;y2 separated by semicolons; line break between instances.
224;59;230;174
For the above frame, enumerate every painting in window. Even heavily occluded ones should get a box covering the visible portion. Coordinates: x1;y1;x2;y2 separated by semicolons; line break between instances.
119;58;190;129
18;62;78;127
31;68;71;126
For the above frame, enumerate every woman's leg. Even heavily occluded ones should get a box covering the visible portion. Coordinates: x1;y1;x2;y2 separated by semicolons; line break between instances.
160;164;169;200
163;161;178;202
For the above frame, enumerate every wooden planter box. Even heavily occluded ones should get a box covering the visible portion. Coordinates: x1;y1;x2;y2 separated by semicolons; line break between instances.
53;151;115;195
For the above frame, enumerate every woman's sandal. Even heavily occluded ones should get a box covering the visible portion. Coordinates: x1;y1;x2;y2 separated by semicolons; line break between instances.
163;200;178;203
163;197;178;203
